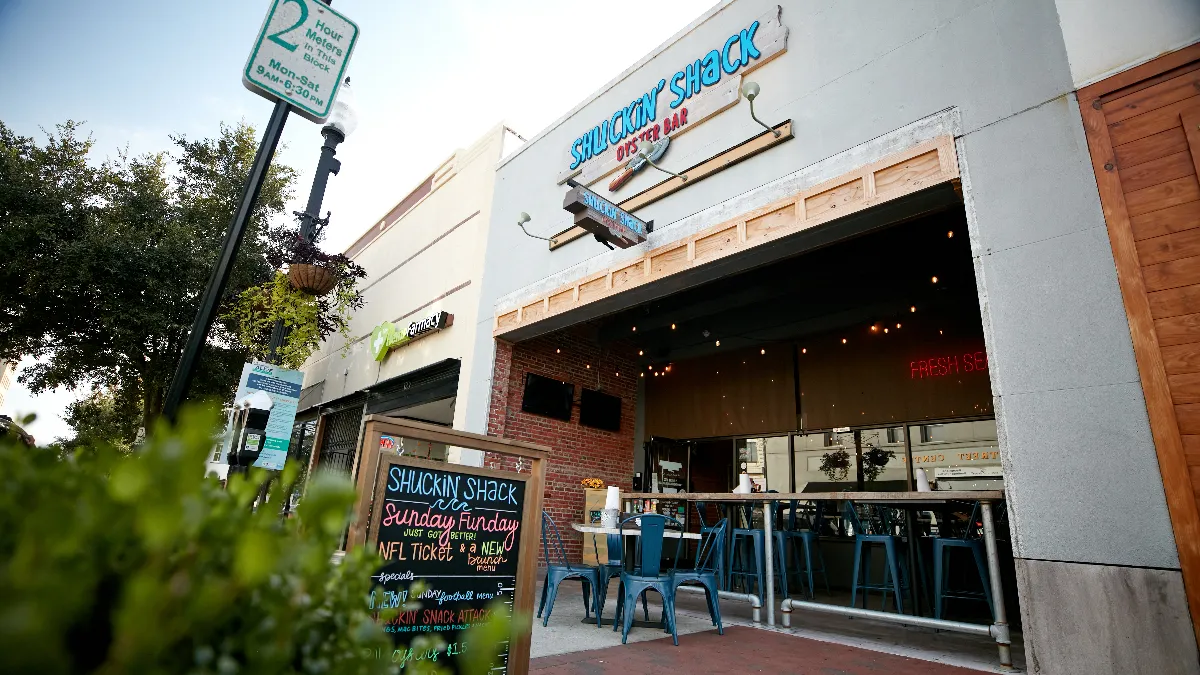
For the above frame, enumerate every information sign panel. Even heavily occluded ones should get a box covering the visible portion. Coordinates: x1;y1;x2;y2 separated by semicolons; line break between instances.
242;0;360;122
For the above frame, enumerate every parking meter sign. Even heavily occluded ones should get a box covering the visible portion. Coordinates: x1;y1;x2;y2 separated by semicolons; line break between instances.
242;0;359;123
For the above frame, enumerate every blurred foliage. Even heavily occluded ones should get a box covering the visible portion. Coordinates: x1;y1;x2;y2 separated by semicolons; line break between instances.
0;120;297;442
0;404;399;674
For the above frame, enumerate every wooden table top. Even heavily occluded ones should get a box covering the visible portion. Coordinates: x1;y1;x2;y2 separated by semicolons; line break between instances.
571;523;702;540
619;491;1004;502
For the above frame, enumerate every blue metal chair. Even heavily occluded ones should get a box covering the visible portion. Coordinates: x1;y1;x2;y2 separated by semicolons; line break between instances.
692;501;727;588
538;511;602;627
590;516;648;623
933;502;994;619
844;502;911;614
781;500;831;599
611;513;682;645
671;517;727;634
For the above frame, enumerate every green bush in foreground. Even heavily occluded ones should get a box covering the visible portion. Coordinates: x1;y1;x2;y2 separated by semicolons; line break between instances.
0;406;395;675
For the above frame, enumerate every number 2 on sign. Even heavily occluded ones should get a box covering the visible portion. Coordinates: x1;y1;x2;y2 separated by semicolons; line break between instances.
268;0;308;52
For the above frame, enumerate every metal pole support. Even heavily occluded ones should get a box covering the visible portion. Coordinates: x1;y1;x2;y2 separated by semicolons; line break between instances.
162;100;290;422
980;500;1013;668
676;584;763;623
763;499;776;626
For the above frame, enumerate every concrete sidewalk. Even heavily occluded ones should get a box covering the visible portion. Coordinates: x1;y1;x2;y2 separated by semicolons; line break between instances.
531;625;991;674
531;580;1022;673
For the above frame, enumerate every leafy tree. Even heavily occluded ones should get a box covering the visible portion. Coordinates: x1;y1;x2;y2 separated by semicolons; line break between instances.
0;405;397;674
0;120;297;441
61;388;141;453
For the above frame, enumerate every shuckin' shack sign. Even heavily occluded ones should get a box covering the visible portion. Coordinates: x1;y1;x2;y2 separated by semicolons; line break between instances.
563;183;650;248
559;5;788;190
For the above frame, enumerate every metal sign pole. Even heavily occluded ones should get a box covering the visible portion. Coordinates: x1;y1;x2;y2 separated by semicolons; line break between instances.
162;100;291;422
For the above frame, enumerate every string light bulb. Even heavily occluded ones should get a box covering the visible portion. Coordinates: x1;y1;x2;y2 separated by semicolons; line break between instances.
638;350;644;356
760;348;766;355
896;323;901;329
671;323;676;330
802;348;807;354
715;340;721;347
632;326;637;332
884;328;889;333
586;364;591;369
910;306;916;313
556;348;561;353
948;230;954;238
842;338;847;344
932;276;939;284
871;325;878;332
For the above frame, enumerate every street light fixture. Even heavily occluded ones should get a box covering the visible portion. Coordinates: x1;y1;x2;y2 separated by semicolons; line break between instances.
296;76;357;241
741;81;780;138
267;76;358;361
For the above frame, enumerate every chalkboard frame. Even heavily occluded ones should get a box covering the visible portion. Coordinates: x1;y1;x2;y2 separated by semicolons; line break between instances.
354;415;548;675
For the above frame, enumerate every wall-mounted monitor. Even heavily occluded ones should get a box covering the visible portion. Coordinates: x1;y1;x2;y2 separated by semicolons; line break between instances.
580;388;621;431
521;373;574;421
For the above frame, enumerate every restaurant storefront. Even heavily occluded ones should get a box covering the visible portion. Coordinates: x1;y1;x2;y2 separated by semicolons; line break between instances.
455;1;1200;672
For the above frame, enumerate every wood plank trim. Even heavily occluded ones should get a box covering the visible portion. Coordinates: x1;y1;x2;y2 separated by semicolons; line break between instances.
1080;43;1200;103
497;134;959;335
548;120;795;250
1079;59;1200;646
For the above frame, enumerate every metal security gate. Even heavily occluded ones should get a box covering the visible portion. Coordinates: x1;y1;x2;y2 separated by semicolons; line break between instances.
314;405;363;476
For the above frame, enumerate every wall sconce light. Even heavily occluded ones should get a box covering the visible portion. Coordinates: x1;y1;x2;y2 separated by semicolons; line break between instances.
516;212;551;241
637;141;687;182
741;81;780;138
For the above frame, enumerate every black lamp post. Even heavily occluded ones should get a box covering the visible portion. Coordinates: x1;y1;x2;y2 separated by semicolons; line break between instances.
265;77;358;362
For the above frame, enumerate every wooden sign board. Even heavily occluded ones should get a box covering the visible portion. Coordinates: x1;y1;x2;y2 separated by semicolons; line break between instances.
562;184;649;248
356;417;548;675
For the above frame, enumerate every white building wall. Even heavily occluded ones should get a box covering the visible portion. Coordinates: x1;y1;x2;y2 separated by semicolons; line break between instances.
1054;0;1200;87
301;123;519;435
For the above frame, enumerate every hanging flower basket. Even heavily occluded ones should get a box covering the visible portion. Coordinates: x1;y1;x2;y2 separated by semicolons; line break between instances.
288;263;338;296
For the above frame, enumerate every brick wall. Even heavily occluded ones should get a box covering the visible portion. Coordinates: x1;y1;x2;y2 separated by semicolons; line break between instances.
486;329;639;564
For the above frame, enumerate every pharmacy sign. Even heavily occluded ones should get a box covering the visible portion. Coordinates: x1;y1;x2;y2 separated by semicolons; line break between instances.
243;0;359;123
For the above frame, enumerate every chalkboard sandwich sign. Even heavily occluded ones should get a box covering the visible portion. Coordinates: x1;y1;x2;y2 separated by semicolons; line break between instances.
358;417;548;675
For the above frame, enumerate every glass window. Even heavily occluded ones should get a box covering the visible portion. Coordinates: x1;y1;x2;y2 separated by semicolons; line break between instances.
735;436;789;492
908;420;1001;491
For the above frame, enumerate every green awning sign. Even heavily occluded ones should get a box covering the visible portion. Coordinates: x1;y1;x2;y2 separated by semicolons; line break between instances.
371;322;409;361
370;312;453;362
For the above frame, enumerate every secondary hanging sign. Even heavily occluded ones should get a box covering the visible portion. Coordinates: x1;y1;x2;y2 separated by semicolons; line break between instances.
243;0;360;123
562;183;650;248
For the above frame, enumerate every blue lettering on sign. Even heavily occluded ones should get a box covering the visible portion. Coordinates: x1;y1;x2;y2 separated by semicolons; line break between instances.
581;191;646;237
568;19;764;169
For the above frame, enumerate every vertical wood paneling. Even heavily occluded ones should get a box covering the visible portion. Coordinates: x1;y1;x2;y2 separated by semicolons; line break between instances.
1080;42;1200;646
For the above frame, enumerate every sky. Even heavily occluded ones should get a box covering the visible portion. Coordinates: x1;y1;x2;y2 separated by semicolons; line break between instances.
0;0;715;442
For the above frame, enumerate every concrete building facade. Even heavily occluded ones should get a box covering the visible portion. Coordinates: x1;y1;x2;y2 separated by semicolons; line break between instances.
460;1;1200;672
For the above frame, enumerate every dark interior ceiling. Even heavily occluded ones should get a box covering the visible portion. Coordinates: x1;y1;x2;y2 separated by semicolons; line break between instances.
587;205;980;366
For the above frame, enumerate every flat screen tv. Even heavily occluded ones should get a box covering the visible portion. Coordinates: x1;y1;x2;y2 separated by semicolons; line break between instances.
521;373;574;421
580;388;621;431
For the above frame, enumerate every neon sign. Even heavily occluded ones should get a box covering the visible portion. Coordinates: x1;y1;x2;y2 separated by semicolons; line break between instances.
910;352;988;379
567;18;766;171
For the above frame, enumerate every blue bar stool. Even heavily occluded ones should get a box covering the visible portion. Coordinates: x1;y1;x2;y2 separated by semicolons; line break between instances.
843;502;911;614
933;502;994;619
781;500;831;599
728;502;788;600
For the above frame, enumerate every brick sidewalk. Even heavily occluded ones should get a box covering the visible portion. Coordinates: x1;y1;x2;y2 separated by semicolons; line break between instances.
529;626;989;674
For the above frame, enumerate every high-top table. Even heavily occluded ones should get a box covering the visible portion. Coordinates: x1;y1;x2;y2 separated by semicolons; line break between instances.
619;491;1011;668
